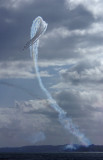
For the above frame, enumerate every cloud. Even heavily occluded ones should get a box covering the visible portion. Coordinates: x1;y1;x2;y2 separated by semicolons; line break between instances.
65;0;103;18
29;131;46;144
0;98;81;147
60;59;103;87
0;99;51;147
0;61;52;79
15;99;53;113
0;0;95;61
43;22;103;40
0;0;34;9
42;21;103;57
54;89;103;144
0;0;103;146
50;58;103;122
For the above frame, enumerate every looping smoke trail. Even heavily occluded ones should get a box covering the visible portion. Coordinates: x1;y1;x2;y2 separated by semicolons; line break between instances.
30;16;91;146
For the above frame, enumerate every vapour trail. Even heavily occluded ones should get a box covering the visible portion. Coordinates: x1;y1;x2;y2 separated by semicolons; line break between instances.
30;16;91;146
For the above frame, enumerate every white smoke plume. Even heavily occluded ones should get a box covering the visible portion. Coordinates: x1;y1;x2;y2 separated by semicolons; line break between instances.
30;16;91;146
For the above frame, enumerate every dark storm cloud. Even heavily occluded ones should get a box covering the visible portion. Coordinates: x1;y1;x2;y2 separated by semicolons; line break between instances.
0;0;95;61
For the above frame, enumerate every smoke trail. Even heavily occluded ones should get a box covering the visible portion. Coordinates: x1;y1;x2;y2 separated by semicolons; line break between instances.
30;16;91;146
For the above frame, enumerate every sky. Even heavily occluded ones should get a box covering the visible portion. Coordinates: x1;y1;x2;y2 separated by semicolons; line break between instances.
0;0;103;147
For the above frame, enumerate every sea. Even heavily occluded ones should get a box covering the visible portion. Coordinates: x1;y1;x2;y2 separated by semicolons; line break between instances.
0;152;103;160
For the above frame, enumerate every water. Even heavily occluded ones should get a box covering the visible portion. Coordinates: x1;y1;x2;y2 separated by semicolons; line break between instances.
0;152;103;160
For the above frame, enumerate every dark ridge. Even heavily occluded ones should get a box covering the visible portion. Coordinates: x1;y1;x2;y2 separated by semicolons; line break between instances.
0;144;103;153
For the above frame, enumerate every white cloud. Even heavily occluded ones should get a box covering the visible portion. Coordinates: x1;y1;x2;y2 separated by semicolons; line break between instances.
60;60;103;87
63;67;102;84
39;59;75;67
50;82;68;90
15;99;53;113
50;58;103;113
0;61;52;79
44;22;103;40
0;0;34;9
43;27;71;39
0;59;77;79
65;0;103;18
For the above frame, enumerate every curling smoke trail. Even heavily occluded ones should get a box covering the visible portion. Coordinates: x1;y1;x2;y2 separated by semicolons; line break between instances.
30;16;91;146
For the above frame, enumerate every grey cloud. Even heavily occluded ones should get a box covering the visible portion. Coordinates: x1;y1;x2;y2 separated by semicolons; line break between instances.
0;0;103;146
55;90;93;118
14;99;84;145
0;104;50;147
0;60;52;79
65;0;103;18
65;5;95;30
0;0;95;61
54;89;103;143
0;0;34;9
60;59;103;86
15;100;59;120
0;99;78;146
